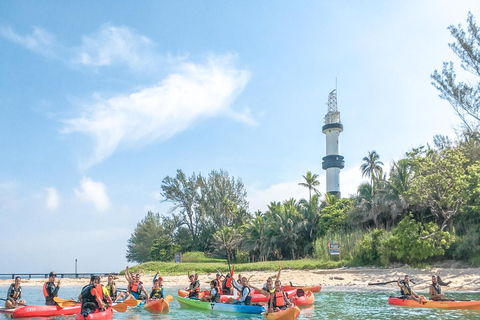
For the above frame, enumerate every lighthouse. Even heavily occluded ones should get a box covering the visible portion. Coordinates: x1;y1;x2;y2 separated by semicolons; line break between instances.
322;89;344;198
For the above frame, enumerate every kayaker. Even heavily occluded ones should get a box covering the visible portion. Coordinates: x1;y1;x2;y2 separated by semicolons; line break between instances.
94;276;113;308
250;277;274;298
79;275;105;317
43;272;61;305
201;280;220;303
214;273;223;294
125;273;149;300
225;276;251;305
4;276;25;309
263;263;282;289
429;275;446;301
150;278;164;300
105;274;125;302
269;280;293;312
186;274;200;299
221;266;234;295
397;275;425;303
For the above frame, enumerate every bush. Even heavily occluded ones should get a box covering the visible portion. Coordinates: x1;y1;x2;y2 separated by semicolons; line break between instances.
384;214;455;264
314;230;366;261
235;250;250;263
181;252;225;263
448;227;480;266
353;229;390;266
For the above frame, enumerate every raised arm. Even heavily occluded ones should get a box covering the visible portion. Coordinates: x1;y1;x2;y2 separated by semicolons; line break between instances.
276;263;282;281
249;284;269;297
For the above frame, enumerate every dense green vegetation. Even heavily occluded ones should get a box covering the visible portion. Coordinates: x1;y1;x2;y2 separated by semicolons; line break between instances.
126;13;480;269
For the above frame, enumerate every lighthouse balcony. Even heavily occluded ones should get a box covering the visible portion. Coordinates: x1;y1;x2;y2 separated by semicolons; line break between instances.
322;123;343;133
322;155;345;169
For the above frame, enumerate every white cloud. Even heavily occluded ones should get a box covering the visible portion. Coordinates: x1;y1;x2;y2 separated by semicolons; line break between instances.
0;26;59;58
74;177;110;212
73;24;156;70
63;56;251;167
45;187;60;211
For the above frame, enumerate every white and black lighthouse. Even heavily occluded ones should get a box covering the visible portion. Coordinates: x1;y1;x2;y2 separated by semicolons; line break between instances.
322;89;344;197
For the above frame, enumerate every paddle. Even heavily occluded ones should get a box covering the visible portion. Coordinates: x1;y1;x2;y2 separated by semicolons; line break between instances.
54;297;76;304
111;303;128;313
368;279;417;286
121;299;140;307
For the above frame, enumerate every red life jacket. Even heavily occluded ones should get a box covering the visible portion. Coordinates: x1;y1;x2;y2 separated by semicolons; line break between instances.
275;291;285;307
95;284;104;301
43;283;49;298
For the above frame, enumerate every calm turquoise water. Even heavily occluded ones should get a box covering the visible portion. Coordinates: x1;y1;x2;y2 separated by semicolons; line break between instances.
2;285;480;320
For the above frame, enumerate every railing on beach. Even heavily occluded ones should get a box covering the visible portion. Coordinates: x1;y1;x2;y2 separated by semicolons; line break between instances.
0;273;118;280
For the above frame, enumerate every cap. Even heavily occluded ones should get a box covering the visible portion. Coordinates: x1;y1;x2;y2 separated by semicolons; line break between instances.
49;272;56;277
216;273;221;277
158;276;163;281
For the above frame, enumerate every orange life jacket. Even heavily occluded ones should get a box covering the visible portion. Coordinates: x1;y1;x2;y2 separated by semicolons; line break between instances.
95;284;104;301
131;281;141;294
275;291;285;307
43;283;49;298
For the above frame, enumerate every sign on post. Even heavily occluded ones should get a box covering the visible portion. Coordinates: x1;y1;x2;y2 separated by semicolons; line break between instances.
328;242;341;261
175;252;182;263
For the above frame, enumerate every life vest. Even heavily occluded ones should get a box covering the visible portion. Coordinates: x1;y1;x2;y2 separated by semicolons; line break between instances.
432;283;442;294
222;276;231;290
9;285;21;300
130;281;142;294
95;284;104;301
43;282;51;298
241;286;252;305
150;287;163;299
81;284;98;305
274;291;285;308
211;287;220;303
400;283;412;296
105;283;116;299
215;279;222;292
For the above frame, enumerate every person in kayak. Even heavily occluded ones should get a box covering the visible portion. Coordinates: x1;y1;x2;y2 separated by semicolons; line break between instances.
150;278;164;300
43;272;61;305
4;276;26;309
269;280;293;312
214;273;223;294
250;277;275;299
397;275;425;303
429;275;447;301
79;276;105;317
220;267;234;295
201;280;220;303
263;263;282;289
186;274;200;299
225;276;251;305
125;273;149;300
105;274;125;302
94;276;113;308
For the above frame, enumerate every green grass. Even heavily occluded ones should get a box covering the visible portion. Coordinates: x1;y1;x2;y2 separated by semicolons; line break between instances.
120;259;350;275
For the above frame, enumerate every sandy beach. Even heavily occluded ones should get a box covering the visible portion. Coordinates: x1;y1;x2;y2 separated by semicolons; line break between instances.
2;267;479;293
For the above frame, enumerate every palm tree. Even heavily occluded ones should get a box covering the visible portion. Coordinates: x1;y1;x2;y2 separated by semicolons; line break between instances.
298;171;321;203
213;226;243;273
360;151;384;187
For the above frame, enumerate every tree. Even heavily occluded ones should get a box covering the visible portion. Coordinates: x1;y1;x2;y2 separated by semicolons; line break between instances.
160;169;204;246
126;212;164;263
298;171;321;202
360;151;384;188
431;12;480;132
213;226;244;272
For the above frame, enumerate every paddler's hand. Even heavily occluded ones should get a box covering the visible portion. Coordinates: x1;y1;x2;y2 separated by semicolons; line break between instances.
57;279;61;286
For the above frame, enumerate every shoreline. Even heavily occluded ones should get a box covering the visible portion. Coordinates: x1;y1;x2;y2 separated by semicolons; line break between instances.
1;267;478;293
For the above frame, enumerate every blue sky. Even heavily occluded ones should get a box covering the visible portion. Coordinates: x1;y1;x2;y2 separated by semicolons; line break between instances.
1;1;478;273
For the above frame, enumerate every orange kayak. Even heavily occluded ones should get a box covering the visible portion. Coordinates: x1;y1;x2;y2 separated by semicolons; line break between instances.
178;289;206;298
144;299;169;313
291;291;314;308
283;284;321;293
265;306;300;320
388;297;480;309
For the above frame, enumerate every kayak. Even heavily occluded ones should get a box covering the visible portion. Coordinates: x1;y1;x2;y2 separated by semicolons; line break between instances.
144;299;169;313
177;296;265;314
265;306;300;320
291;291;314;307
10;304;81;318
178;289;206;298
220;289;297;303
75;307;113;320
283;284;322;293
0;307;16;316
388;297;480;309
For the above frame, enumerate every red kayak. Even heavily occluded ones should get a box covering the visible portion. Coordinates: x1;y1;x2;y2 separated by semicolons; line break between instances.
291;291;314;308
75;307;113;320
10;304;81;318
220;289;297;303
